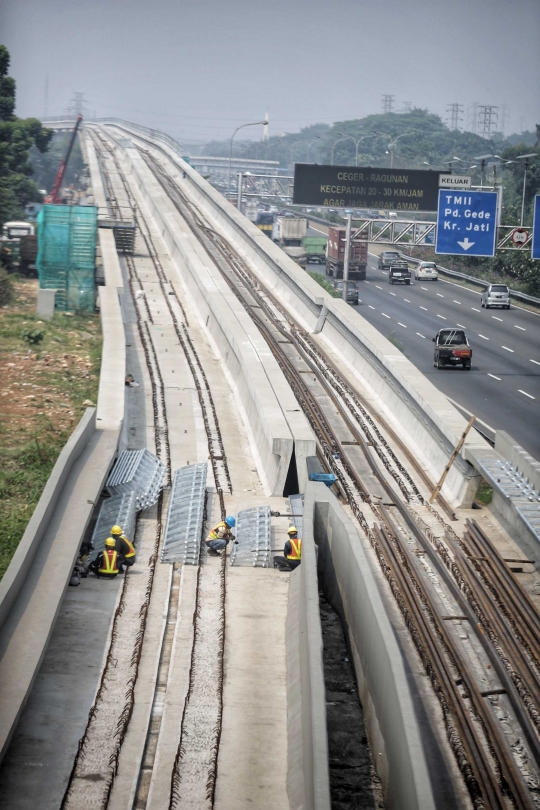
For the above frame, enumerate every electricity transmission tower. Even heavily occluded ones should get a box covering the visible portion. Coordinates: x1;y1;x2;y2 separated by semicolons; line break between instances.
65;92;89;118
500;104;509;136
468;102;479;134
477;105;499;138
446;103;464;130
382;94;395;113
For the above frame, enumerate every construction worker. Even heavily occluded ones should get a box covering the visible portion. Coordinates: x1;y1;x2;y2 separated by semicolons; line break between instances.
111;524;136;567
205;516;236;557
273;526;302;571
89;538;121;579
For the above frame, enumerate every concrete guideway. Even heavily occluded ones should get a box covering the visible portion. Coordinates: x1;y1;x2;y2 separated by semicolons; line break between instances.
107;121;491;508
102;128;315;495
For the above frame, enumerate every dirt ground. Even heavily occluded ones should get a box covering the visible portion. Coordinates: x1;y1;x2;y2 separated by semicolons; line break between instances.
0;277;101;578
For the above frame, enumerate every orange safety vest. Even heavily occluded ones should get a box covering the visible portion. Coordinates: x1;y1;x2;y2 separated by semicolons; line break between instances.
98;549;120;575
119;535;136;559
287;538;302;560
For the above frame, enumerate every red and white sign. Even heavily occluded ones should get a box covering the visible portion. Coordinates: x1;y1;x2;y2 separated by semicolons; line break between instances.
511;228;529;245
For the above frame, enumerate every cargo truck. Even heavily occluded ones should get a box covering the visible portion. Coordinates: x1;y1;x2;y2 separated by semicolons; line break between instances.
302;235;327;265
273;217;307;267
325;226;368;280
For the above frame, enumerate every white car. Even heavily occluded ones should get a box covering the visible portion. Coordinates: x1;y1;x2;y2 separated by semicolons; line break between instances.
414;261;438;281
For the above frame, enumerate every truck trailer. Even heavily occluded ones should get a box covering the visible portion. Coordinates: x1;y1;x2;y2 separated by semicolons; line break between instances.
325;226;368;280
273;217;307;268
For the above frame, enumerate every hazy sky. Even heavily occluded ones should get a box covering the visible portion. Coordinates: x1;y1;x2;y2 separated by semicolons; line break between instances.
1;0;539;143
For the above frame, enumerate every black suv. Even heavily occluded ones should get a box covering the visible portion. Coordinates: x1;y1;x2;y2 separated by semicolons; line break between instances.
388;261;411;285
433;328;472;370
378;250;401;270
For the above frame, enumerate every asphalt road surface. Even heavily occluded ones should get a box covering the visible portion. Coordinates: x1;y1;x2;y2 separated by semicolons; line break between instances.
306;250;540;460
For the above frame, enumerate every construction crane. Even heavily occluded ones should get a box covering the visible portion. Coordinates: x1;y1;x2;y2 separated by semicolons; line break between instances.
45;114;83;204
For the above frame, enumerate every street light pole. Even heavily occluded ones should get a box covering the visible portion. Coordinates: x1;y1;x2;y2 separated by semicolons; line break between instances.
336;132;375;166
228;120;266;196
515;153;537;226
342;211;352;302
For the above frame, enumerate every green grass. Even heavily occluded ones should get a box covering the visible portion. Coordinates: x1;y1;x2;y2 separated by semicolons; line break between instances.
0;278;102;579
475;479;493;505
387;331;406;354
308;272;341;297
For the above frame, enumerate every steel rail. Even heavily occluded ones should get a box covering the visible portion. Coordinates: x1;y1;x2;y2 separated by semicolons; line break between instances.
137;148;540;807
92;129;231;810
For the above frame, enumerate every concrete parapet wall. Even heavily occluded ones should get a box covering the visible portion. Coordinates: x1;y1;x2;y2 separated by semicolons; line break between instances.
286;500;331;810
0;409;97;630
307;482;436;810
104;122;491;507
113;138;316;495
96;285;126;432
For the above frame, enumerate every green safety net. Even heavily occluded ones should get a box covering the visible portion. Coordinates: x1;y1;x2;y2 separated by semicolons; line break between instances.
36;204;97;312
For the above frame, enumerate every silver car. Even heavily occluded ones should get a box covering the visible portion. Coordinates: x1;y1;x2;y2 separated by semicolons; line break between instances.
481;283;510;310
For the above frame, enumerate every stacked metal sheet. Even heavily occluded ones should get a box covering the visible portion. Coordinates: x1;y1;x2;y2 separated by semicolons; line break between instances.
475;457;540;543
289;494;304;540
90;492;137;560
106;449;165;511
161;463;207;565
230;505;271;568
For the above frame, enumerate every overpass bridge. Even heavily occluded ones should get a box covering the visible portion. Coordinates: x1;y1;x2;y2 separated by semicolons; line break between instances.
0;119;540;810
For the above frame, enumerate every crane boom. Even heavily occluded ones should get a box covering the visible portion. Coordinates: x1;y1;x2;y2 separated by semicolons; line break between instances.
45;114;83;204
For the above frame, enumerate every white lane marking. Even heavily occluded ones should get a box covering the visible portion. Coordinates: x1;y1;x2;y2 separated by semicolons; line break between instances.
375;285;382;289
382;313;391;319
453;300;461;304
437;314;447;320
471;307;481;312
515;325;526;331
456;323;467;328
368;305;375;310
404;298;411;302
420;306;428;311
436;293;444;297
478;334;489;340
416;332;425;338
421;286;428;290
519;390;536;400
488;373;501;380
502;346;514;352
531;359;540;366
398;322;407;328
389;292;396;296
492;316;503;322
364;280;370;284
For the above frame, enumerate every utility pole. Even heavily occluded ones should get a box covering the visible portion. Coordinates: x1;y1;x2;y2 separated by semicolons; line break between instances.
446;103;464;131
477;105;499;139
382;94;395;114
44;75;49;119
342;212;352;303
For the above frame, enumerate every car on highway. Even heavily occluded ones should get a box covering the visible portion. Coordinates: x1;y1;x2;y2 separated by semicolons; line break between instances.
433;328;472;370
378;250;401;270
481;283;510;309
388;261;411;285
333;280;359;305
414;261;439;281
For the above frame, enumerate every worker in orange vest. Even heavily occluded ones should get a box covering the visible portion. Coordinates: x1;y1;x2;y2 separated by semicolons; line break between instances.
273;526;302;571
89;538;121;579
111;524;136;567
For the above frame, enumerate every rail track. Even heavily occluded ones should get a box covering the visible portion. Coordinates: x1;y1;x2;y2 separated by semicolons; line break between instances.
62;131;231;810
132;141;540;809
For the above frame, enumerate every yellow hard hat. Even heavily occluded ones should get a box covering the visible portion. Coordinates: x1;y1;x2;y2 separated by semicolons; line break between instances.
111;525;122;535
105;537;116;548
287;526;298;535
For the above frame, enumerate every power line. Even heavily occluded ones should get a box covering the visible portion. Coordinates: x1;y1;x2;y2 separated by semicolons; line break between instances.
382;94;395;114
446;103;464;131
477;104;499;138
468;101;479;135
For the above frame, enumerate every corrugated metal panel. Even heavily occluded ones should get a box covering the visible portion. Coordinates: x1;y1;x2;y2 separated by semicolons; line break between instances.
106;449;165;511
230;505;271;567
289;494;304;540
161;463;207;564
90;492;137;560
475;457;540;543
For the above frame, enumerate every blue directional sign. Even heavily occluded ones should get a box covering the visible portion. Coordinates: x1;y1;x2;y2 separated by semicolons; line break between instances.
532;195;540;260
435;189;498;257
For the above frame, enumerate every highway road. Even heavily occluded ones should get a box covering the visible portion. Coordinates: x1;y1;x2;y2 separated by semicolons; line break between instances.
306;239;540;459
